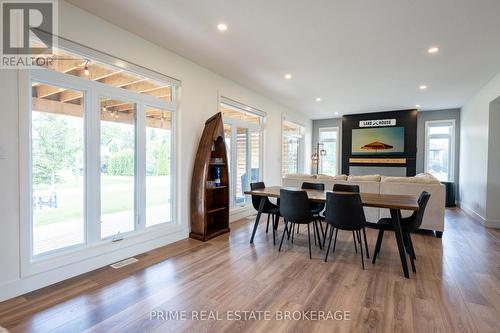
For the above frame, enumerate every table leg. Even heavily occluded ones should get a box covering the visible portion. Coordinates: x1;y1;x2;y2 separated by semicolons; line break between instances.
390;208;409;278
250;196;266;244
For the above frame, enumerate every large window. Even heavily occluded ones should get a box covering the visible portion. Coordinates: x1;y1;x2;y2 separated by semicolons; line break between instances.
27;42;177;258
99;97;137;239
31;83;85;255
318;127;339;175
221;99;263;208
282;120;305;175
145;108;172;227
425;120;455;182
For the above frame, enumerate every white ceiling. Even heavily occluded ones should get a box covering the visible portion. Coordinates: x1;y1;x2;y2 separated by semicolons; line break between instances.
66;0;500;119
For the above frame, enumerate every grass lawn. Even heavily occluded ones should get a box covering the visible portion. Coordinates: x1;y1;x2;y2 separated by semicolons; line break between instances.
34;175;170;226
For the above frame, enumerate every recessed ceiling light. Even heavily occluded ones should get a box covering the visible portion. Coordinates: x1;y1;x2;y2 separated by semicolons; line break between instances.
217;23;228;31
315;97;322;102
428;46;439;54
419;85;428;90
334;112;339;115
415;104;420;108
284;73;292;80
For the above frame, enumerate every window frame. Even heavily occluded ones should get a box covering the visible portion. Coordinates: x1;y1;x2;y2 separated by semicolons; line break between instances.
318;126;340;176
424;119;455;182
19;39;178;275
220;98;264;209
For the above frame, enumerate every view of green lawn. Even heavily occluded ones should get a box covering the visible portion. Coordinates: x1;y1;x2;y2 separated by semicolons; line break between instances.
33;176;170;226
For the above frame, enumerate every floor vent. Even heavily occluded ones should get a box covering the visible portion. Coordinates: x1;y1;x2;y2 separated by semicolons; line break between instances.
110;258;138;269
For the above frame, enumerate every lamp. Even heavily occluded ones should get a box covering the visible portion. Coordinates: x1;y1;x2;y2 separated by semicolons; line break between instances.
312;142;327;174
83;60;90;76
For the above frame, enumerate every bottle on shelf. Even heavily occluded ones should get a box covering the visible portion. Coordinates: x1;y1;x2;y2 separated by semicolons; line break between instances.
214;165;221;187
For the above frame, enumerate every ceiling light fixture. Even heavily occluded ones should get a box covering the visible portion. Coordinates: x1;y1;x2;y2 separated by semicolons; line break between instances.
419;85;428;90
415;104;420;108
284;73;292;80
84;60;90;76
428;46;439;54
315;97;322;102
217;23;228;31
334;112;339;116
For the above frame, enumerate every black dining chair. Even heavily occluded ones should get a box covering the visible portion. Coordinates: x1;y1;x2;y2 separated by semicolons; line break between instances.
250;182;280;245
278;189;317;259
372;191;431;273
300;182;325;246
323;192;369;269
321;184;369;259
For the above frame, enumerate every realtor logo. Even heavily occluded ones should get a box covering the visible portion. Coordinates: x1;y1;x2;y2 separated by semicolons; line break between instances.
1;0;57;68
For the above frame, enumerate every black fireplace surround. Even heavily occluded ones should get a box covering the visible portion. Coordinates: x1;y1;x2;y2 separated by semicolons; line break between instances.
341;109;417;176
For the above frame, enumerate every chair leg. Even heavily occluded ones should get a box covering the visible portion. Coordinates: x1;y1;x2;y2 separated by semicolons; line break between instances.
307;223;312;259
407;233;416;260
313;221;317;246
318;220;325;239
315;220;323;250
323;224;329;249
352;231;358;253
357;230;365;270
279;220;289;252
362;228;370;259
297;224;300;234
332;228;339;252
266;214;270;233
324;226;335;262
372;229;384;264
291;223;295;243
272;215;276;246
283;218;290;238
404;231;417;273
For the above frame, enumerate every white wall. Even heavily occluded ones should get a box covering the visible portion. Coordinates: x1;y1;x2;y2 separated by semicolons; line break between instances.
459;71;500;226
0;1;311;301
486;100;500;226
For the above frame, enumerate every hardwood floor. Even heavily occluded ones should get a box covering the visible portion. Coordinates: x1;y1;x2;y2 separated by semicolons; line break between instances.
1;208;500;332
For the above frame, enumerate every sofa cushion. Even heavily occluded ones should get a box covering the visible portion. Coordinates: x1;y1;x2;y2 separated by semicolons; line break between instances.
380;175;441;184
283;173;315;179
347;174;381;182
315;174;348;180
415;172;440;181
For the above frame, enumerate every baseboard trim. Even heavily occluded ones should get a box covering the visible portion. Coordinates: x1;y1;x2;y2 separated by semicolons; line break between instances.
458;202;500;228
230;206;254;223
484;218;500;228
0;228;187;302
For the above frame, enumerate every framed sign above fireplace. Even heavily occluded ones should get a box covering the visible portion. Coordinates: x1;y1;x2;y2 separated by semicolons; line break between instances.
359;118;396;127
342;109;417;176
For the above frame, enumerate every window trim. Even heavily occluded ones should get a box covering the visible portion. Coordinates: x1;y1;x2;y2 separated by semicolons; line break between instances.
318;126;340;176
19;44;179;276
424;119;455;182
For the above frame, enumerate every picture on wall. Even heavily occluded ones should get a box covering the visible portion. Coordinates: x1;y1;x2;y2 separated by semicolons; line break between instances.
351;127;405;155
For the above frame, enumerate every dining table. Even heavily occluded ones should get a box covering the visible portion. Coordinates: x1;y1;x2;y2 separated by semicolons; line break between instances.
244;186;420;278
